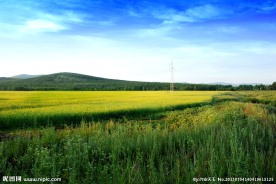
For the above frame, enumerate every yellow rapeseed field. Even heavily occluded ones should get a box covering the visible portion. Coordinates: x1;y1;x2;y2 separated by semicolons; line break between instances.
0;91;222;128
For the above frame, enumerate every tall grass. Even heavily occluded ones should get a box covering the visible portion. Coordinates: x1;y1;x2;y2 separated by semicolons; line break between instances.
213;91;276;105
1;101;275;183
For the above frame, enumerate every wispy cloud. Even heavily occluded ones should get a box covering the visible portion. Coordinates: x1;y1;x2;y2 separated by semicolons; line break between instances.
153;4;226;24
23;20;67;32
3;12;84;36
0;1;85;36
185;4;222;20
20;11;85;33
258;3;276;13
134;26;174;38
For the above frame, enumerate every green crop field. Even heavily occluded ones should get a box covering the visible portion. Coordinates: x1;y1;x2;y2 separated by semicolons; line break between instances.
0;91;275;183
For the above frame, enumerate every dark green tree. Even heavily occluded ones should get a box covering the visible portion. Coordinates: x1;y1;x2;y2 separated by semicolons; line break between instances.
271;82;276;90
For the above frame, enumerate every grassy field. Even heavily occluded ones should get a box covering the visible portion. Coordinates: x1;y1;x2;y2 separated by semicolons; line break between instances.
0;91;275;183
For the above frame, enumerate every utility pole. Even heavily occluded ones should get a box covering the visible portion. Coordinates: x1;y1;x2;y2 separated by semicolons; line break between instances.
170;61;174;92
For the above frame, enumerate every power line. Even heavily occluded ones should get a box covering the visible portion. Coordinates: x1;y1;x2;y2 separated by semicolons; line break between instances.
170;61;174;92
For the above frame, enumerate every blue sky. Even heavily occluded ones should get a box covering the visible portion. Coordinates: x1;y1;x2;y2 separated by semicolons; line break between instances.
0;0;276;84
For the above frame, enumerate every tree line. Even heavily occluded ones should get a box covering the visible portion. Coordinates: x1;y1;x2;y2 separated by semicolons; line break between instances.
1;81;275;91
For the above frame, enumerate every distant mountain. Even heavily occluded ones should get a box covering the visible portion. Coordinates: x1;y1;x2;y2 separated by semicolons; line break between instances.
12;74;43;79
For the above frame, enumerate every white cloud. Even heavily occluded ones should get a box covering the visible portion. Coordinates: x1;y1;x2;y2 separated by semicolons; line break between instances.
24;11;84;32
135;26;174;38
163;14;195;24
154;4;224;24
24;19;67;32
0;7;85;35
259;3;276;12
186;4;220;19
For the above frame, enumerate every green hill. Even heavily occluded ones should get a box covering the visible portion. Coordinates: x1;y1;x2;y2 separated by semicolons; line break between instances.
0;72;171;91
